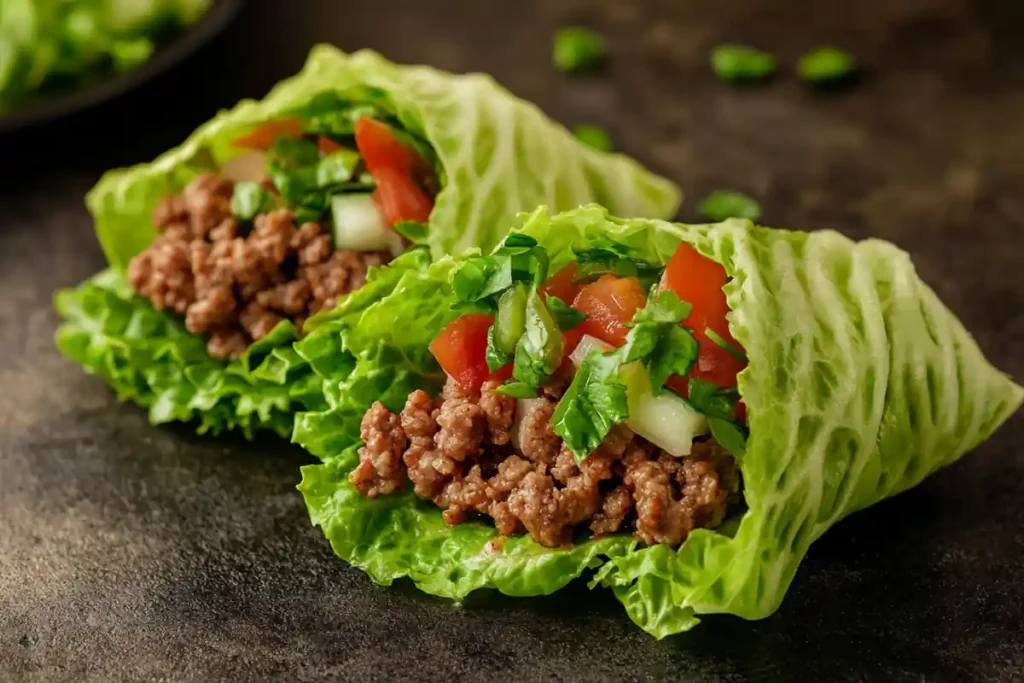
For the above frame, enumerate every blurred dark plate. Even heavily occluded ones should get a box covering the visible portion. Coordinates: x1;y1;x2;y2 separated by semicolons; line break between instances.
0;0;244;135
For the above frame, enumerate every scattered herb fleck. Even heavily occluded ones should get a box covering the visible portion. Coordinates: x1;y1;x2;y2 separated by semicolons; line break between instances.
553;27;607;72
798;46;856;83
393;221;428;242
698;191;762;222
711;44;776;83
574;124;613;152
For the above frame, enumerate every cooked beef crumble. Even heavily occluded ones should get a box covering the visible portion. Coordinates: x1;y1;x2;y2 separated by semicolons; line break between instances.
351;377;741;548
128;173;390;360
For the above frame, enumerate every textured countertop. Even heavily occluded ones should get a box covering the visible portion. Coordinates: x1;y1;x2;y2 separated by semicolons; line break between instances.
1;0;1022;681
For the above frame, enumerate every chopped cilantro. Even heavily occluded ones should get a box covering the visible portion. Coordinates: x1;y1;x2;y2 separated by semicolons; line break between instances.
686;378;739;421
553;291;699;460
393;221;428;242
706;327;748;362
316;149;362;187
547;295;587;331
451;233;549;302
574;248;663;290
709;417;747;459
230;182;273;222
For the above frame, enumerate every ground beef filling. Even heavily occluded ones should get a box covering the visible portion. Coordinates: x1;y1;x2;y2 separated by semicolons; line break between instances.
351;378;741;548
127;172;390;360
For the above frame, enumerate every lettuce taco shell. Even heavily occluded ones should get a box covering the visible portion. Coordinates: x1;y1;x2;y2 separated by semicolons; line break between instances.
293;204;1022;637
55;46;680;437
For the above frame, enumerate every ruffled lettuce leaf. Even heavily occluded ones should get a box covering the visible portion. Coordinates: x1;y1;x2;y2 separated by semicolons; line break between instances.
54;268;321;438
294;204;1023;637
60;45;679;436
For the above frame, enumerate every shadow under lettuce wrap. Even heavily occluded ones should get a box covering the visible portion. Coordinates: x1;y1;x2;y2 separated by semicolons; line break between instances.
293;204;1022;637
54;46;680;438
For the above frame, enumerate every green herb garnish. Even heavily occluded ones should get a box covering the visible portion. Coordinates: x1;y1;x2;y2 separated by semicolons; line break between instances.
711;45;776;83
393;221;428;242
698;190;762;222
230;182;273;222
547;295;587;331
511;288;564;389
316;149;362;187
574;248;663;290
687;379;748;458
708;418;747;459
553;291;699;460
268;136;320;171
686;378;739;421
553;27;607;72
451;233;549;302
798;47;856;83
574;124;613;152
706;327;747;362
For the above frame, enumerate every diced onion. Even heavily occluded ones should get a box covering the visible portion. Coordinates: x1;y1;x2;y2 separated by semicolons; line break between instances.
568;334;613;368
331;194;391;251
621;363;708;456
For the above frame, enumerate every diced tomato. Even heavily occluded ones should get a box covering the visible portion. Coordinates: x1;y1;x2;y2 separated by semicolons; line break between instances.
232;118;303;149
371;168;434;225
318;136;342;155
354;117;435;226
354;117;412;173
665;375;689;397
429;314;494;392
539;263;580;304
660;242;747;389
572;275;647;347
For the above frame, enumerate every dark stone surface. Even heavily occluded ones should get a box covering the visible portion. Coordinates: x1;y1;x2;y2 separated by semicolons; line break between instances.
1;0;1022;680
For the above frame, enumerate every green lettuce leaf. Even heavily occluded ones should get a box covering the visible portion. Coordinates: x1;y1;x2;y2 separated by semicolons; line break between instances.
54;268;320;438
88;45;680;269
58;45;679;437
294;204;1022;638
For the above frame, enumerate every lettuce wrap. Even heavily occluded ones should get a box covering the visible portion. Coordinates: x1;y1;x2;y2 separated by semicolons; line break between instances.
55;45;680;438
292;204;1023;637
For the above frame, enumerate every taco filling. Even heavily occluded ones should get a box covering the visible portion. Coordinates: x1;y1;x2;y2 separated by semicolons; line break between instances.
350;237;749;548
128;104;437;359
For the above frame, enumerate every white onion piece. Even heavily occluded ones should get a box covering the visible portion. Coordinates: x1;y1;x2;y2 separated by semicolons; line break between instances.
331;194;391;251
220;151;266;183
510;398;547;452
621;363;708;456
569;334;613;368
